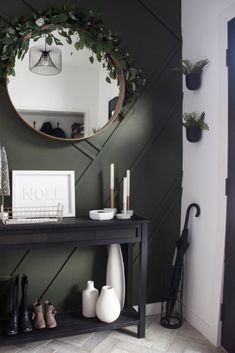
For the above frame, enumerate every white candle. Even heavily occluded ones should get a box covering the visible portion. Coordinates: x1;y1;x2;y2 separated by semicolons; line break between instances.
110;163;114;190
126;170;130;197
123;177;127;214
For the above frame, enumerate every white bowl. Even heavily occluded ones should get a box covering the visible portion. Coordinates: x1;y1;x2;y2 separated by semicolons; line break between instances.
89;210;114;221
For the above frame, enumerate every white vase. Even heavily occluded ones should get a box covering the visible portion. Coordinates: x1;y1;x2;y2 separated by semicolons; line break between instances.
96;285;121;323
106;244;125;309
82;281;99;318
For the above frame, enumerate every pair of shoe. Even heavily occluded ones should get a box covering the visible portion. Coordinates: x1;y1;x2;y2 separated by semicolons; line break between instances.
32;301;57;329
6;274;32;335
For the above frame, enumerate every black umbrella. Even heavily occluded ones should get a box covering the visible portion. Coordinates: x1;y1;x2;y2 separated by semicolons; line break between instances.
164;203;200;326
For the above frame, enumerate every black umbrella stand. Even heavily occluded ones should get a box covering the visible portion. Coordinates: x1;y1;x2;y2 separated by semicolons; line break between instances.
160;203;201;329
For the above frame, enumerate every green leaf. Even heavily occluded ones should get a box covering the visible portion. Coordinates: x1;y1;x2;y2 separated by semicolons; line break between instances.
46;35;53;45
0;5;145;101
50;14;68;24
74;41;80;50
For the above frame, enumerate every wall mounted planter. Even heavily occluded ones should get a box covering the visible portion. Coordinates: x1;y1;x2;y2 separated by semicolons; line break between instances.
186;127;202;142
185;71;202;90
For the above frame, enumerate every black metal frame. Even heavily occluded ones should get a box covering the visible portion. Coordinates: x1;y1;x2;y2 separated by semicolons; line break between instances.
0;216;149;346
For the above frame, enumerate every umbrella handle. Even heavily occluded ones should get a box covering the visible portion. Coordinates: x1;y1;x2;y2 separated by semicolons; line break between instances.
184;203;200;229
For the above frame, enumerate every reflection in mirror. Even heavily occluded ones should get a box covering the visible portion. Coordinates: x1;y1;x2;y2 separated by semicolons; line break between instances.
7;31;121;140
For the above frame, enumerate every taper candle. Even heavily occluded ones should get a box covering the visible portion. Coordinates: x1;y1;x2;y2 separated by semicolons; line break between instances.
110;164;115;208
110;164;114;189
123;177;127;214
126;170;130;210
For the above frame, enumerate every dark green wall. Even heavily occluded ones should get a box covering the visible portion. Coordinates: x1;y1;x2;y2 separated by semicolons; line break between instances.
0;0;182;311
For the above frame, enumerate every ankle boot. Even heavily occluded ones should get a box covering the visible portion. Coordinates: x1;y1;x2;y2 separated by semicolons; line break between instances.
32;302;46;329
44;301;57;328
19;274;33;333
5;275;19;335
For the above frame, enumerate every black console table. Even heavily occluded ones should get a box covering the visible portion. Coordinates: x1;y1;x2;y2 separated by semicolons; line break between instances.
0;216;149;346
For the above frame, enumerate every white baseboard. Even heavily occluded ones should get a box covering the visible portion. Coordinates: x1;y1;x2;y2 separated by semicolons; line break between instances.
183;304;217;345
134;303;161;316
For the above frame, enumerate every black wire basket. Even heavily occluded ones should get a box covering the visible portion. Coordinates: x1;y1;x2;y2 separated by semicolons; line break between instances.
160;265;184;329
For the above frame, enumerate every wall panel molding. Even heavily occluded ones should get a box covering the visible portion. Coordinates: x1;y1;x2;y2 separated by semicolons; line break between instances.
0;0;182;308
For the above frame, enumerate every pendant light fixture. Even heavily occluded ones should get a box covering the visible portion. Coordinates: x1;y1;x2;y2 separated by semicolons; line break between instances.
29;36;62;76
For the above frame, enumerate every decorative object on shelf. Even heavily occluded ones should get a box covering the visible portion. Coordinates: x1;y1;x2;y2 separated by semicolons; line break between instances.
44;301;57;328
29;36;62;76
82;281;99;318
12;170;75;217
106;244;125;309
0;144;10;218
32;302;46;329
183;112;209;143
2;204;63;225
110;163;115;209
89;209;114;221
126;170;130;210
177;59;209;90
116;213;131;220
116;176;132;219
6;274;32;335
125;169;134;216
96;285;121;323
160;203;200;329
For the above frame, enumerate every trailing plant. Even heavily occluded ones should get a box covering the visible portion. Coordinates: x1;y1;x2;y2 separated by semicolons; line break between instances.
183;112;209;130
177;59;209;75
0;5;145;104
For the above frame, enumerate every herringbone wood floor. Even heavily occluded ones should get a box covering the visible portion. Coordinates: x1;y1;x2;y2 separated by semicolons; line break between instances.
0;315;224;353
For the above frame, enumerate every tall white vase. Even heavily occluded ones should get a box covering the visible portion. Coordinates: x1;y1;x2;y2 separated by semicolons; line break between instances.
96;285;121;323
106;244;125;309
82;281;99;318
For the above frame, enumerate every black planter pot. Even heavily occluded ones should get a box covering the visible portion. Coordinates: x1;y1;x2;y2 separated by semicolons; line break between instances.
186;127;202;142
185;71;202;90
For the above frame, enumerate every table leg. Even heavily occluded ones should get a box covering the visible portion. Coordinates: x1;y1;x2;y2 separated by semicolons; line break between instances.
138;223;148;338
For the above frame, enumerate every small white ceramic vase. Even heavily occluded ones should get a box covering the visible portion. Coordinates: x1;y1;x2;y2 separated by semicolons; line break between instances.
96;285;121;323
82;281;99;318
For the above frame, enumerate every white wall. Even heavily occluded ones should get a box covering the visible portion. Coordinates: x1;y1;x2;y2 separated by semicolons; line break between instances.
182;0;235;346
8;60;99;136
98;66;119;128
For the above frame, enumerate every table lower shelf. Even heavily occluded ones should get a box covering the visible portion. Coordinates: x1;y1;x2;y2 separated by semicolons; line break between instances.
0;308;139;346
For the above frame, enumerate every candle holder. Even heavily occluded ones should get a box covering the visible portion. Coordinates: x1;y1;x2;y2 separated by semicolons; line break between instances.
116;213;132;220
122;209;134;217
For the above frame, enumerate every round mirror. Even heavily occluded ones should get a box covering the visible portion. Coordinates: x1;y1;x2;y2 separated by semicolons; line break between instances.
7;30;125;141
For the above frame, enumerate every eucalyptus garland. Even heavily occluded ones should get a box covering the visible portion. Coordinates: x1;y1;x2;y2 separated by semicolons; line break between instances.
0;5;145;104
